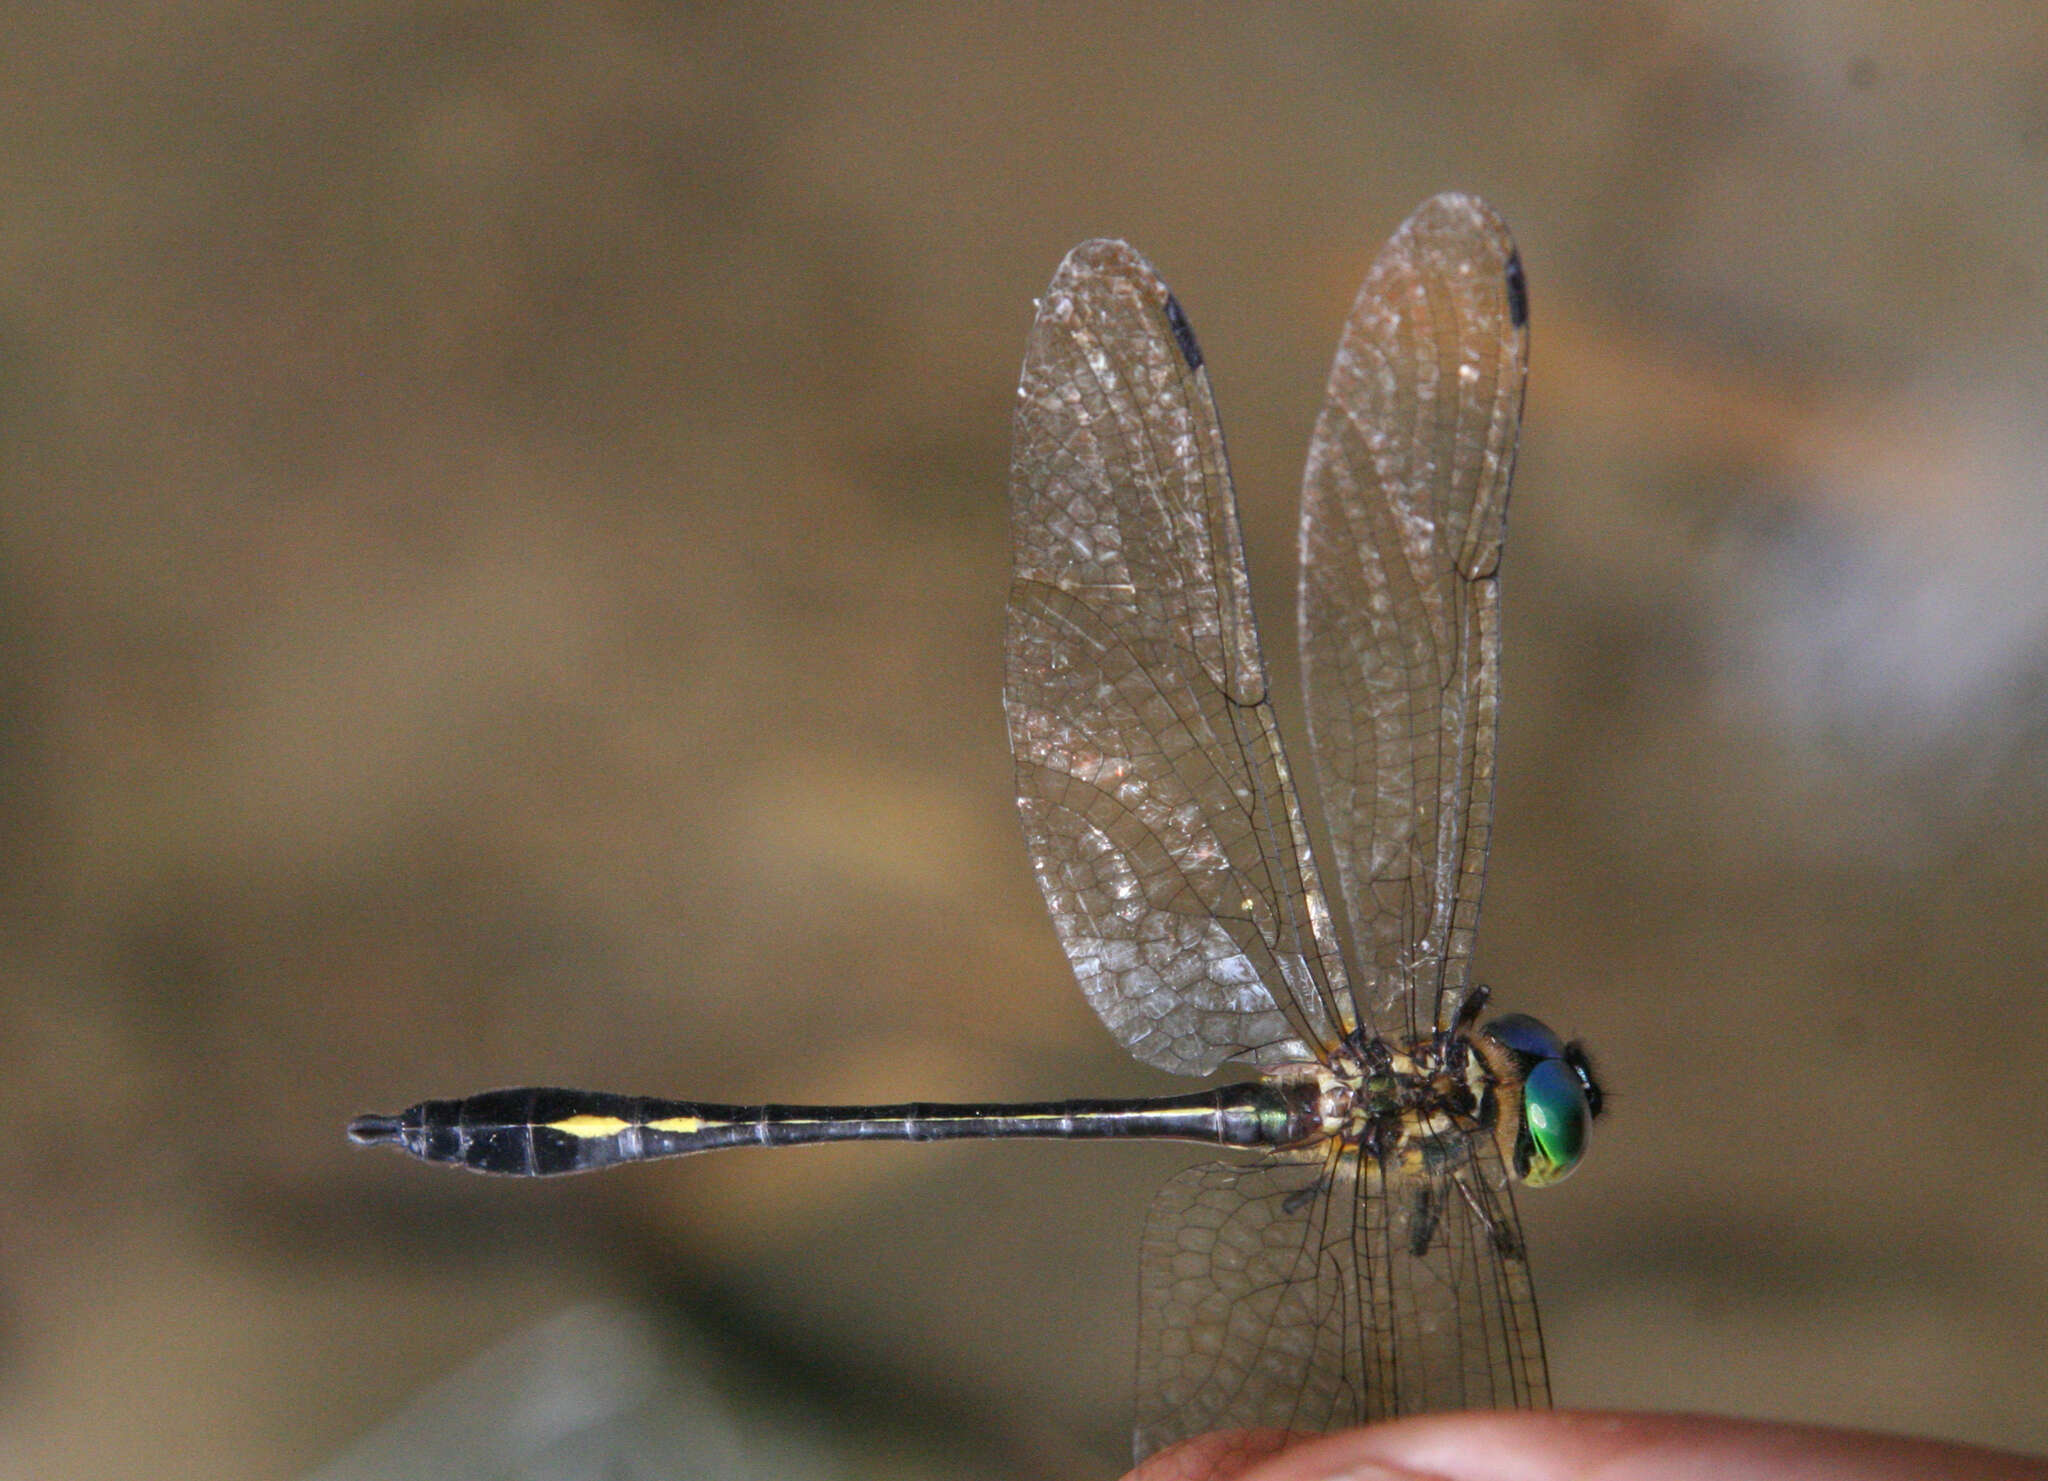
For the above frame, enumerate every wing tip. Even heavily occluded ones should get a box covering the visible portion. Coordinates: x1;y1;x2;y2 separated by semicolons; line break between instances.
1395;194;1523;297
1054;236;1146;283
1043;240;1195;361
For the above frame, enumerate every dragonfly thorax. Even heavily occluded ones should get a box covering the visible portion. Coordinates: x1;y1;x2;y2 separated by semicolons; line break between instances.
1295;1026;1494;1177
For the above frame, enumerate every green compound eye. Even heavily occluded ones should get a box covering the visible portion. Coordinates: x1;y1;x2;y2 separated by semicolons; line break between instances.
1479;1012;1602;1188
1519;1056;1591;1187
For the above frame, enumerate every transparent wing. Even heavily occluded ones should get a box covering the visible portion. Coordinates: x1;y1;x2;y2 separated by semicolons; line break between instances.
1134;1140;1548;1468
1006;240;1354;1075
1298;193;1529;1037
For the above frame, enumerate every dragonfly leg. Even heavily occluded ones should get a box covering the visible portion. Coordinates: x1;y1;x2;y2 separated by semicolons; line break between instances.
1281;1177;1326;1216
1407;1181;1441;1259
1452;1167;1526;1259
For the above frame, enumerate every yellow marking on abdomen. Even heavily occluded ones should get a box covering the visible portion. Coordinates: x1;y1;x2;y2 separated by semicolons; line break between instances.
547;1114;632;1140
646;1114;705;1135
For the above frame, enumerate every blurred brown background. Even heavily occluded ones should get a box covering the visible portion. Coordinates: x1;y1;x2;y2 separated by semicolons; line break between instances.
5;7;2047;1479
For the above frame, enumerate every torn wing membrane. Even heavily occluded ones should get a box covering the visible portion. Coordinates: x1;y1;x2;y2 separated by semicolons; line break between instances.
1005;238;1355;1075
1298;193;1529;1039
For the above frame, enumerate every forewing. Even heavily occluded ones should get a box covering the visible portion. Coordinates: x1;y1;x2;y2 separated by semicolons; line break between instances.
1007;240;1353;1075
1134;1143;1548;1468
1298;194;1528;1035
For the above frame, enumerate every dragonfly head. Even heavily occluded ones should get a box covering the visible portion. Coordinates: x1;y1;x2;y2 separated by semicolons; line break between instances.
1477;1012;1603;1188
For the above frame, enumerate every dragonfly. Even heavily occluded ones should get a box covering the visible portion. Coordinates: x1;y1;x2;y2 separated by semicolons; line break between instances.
351;191;1601;1474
